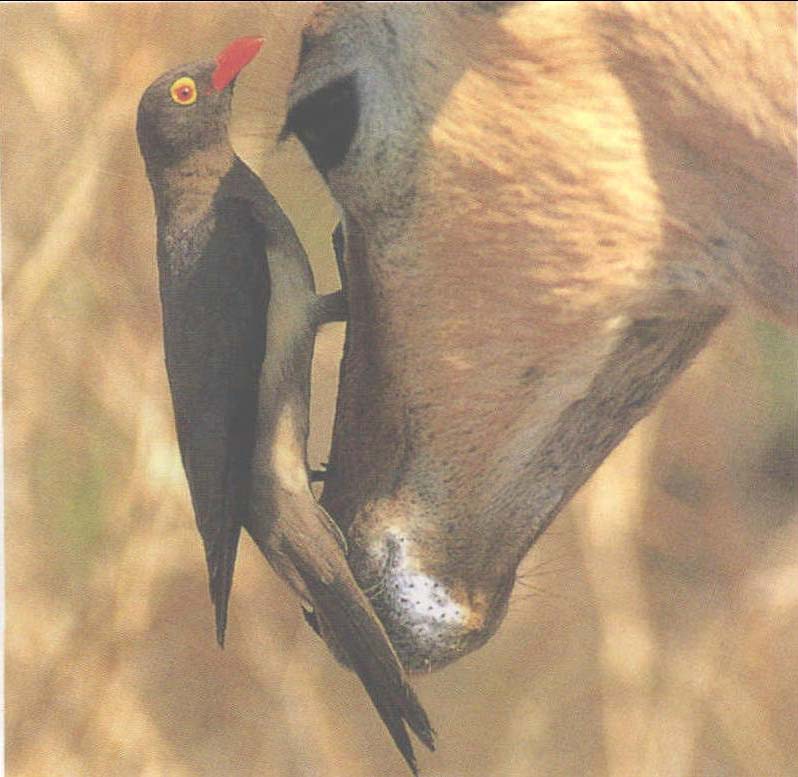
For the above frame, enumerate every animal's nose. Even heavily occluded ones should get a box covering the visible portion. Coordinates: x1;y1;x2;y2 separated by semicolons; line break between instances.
348;531;513;672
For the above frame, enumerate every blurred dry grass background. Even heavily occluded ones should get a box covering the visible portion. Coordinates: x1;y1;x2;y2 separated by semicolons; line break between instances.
2;3;797;776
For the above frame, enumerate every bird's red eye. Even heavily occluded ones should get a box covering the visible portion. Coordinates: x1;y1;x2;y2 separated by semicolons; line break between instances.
170;76;197;106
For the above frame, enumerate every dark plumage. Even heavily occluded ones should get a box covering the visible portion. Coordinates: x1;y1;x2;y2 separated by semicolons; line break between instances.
136;37;433;775
137;38;270;647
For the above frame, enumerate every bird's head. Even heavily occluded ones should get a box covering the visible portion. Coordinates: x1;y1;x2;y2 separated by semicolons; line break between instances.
136;36;263;172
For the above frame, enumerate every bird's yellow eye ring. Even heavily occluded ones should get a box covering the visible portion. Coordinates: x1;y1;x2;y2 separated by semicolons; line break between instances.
170;76;197;106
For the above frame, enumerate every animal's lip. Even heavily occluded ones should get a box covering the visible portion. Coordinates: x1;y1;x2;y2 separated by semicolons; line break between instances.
210;36;264;92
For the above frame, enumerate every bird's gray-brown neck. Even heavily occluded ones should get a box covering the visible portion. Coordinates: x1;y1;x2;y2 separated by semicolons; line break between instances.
148;143;235;226
148;144;236;279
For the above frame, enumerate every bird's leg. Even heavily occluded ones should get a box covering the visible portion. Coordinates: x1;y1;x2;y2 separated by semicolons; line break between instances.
313;289;347;325
310;461;329;482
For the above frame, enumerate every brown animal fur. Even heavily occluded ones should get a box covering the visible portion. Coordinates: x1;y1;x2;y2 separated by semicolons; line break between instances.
285;1;797;671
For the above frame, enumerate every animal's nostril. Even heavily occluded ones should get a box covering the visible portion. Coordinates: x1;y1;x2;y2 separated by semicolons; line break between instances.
282;74;359;175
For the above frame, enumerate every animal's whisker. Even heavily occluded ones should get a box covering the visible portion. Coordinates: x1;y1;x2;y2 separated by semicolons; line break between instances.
86;166;145;186
518;551;577;577
513;578;579;607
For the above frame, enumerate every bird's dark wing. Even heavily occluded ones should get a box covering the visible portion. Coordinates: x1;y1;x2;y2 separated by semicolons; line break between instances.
159;189;268;646
226;160;434;773
285;538;436;777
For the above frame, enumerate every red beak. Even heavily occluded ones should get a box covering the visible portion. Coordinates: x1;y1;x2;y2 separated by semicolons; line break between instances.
211;36;264;92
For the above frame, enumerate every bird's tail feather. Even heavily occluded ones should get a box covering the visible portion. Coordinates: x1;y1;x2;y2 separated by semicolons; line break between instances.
207;522;242;647
284;541;436;776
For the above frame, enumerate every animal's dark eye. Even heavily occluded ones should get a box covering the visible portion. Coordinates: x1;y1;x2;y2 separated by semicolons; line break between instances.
282;75;359;175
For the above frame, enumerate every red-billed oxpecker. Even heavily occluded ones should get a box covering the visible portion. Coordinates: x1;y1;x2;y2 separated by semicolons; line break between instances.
136;37;434;775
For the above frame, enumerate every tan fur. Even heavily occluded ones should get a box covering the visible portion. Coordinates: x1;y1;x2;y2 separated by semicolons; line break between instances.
287;1;797;671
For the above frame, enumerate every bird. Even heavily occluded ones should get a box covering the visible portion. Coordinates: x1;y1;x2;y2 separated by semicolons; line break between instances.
136;37;434;774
